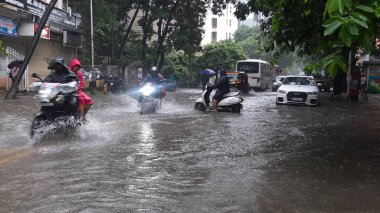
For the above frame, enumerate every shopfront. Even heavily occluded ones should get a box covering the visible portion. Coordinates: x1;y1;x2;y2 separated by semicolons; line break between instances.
0;0;82;91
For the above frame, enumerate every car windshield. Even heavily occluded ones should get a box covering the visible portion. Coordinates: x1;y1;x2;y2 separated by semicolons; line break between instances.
276;76;286;82
282;77;315;86
227;74;238;80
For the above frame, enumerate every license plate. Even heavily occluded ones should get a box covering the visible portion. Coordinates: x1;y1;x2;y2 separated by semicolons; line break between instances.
291;97;303;101
39;102;54;106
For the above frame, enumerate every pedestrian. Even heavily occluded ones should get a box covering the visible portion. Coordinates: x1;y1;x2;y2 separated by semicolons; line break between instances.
70;58;93;121
7;60;22;92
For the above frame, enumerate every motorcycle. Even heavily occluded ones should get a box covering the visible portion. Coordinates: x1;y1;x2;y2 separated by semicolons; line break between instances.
30;73;80;139
138;82;163;114
195;87;243;113
104;74;124;93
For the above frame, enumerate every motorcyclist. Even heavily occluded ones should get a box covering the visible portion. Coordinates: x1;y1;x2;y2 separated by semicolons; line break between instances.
70;58;93;121
45;57;72;83
210;70;230;110
144;66;162;85
139;66;166;102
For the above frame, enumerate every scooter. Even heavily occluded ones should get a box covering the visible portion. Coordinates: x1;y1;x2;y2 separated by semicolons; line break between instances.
195;87;243;113
30;73;80;139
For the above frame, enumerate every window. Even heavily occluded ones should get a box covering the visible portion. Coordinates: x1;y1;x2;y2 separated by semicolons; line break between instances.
211;32;217;42
229;33;231;39
237;62;259;73
229;20;232;27
212;18;217;28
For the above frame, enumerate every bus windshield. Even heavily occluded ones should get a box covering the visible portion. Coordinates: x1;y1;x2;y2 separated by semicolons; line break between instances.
237;62;259;73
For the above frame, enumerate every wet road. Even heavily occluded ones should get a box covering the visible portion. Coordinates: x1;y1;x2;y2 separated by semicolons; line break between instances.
1;89;380;212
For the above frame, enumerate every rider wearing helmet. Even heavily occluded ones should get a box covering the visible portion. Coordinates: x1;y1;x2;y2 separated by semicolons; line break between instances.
145;66;161;84
45;57;72;83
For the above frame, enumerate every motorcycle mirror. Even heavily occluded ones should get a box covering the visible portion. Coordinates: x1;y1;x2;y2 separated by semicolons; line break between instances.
31;73;40;78
31;73;43;81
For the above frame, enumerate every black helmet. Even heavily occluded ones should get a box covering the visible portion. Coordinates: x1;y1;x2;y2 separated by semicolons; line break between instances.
48;57;67;70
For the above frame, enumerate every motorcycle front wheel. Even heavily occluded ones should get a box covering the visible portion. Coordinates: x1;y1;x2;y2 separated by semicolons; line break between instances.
195;103;206;111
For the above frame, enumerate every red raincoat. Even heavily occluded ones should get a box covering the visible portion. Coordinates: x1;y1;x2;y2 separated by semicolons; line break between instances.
69;58;93;106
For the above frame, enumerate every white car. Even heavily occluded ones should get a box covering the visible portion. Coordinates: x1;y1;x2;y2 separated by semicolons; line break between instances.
276;75;319;106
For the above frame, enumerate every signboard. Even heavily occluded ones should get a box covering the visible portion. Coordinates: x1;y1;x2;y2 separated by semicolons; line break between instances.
368;65;380;94
34;23;50;39
0;16;18;37
0;0;82;31
63;30;82;48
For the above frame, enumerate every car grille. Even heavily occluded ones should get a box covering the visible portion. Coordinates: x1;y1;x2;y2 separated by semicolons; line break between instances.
287;92;307;102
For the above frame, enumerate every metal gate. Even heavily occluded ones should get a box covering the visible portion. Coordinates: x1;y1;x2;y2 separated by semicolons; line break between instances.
5;46;29;91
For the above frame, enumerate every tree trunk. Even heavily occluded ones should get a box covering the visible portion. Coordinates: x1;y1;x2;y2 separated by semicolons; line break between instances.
115;3;141;61
4;0;59;100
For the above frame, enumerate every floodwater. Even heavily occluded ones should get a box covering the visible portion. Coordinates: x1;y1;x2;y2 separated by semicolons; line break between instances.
1;89;380;212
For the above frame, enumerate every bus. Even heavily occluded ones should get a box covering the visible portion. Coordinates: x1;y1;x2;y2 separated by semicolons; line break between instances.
236;59;275;90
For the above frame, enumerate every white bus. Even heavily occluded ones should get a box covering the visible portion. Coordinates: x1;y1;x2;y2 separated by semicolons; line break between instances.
236;59;275;90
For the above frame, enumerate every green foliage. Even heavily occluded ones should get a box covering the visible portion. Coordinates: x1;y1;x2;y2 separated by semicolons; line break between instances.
234;25;257;42
162;51;199;87
0;40;5;55
235;0;380;79
200;40;247;71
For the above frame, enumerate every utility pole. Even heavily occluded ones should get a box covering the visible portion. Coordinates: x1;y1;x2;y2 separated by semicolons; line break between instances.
5;0;59;99
90;0;95;73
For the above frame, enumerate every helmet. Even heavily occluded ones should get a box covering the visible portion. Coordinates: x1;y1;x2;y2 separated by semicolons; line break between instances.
150;66;158;72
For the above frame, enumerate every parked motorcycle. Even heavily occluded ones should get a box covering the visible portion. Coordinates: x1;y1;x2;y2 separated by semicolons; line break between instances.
138;82;163;114
30;73;80;139
195;87;243;113
104;74;124;94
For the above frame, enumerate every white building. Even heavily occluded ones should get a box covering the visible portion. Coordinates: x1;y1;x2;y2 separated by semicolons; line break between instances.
201;4;239;46
238;12;264;27
201;4;263;46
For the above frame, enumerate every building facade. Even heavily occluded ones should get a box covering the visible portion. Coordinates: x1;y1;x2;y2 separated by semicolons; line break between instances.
201;4;239;46
201;4;263;46
0;0;82;90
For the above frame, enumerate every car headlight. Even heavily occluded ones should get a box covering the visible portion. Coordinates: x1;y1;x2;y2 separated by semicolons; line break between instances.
277;89;287;94
307;92;318;95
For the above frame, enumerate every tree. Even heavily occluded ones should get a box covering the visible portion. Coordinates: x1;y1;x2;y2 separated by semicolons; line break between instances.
200;40;247;71
162;51;199;88
234;0;380;78
234;25;257;42
0;40;5;55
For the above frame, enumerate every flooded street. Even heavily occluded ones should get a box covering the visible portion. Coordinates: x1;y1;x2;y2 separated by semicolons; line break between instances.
1;89;380;212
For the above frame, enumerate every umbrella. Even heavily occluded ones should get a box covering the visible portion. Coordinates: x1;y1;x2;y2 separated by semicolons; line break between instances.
7;60;23;69
200;69;215;75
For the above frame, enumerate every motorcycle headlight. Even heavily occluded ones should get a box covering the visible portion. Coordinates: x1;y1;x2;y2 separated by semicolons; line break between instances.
307;92;318;95
59;81;78;93
39;86;59;100
140;85;155;96
277;89;287;94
